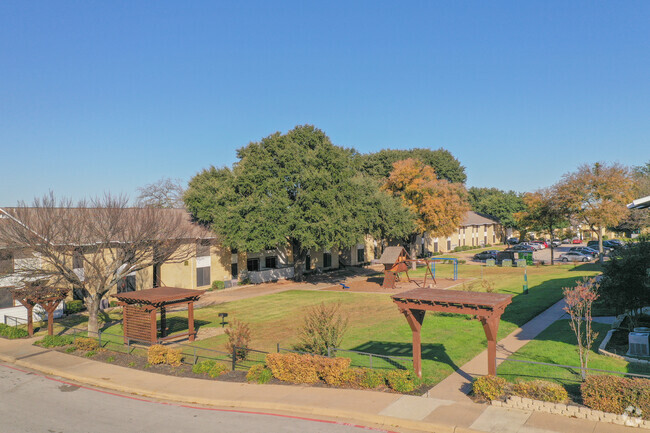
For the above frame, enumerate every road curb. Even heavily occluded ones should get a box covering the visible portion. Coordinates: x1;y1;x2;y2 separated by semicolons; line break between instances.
0;350;481;433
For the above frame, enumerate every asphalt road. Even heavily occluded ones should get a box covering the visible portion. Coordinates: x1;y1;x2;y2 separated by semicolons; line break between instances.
0;364;394;433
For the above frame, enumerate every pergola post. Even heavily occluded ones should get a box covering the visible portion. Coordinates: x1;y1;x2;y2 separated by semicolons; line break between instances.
480;315;500;376
149;308;157;342
16;300;35;337
160;306;167;338
402;308;426;378
41;299;64;336
188;301;195;342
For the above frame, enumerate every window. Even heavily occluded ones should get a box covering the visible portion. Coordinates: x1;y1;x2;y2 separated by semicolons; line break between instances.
323;252;332;268
265;256;277;269
434;241;438;253
447;239;451;250
305;255;311;270
196;266;210;287
197;241;210;257
117;275;136;293
0;251;14;275
247;258;259;272
0;287;14;308
231;263;238;278
357;248;364;264
230;248;238;254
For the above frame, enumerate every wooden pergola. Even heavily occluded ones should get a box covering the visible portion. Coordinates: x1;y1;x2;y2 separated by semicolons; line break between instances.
113;287;205;345
12;286;70;337
392;288;512;378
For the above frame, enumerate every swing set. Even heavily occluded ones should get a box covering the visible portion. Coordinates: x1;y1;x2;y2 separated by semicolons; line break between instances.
379;246;459;289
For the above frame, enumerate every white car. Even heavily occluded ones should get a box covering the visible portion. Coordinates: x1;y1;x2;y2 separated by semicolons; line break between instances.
559;251;592;262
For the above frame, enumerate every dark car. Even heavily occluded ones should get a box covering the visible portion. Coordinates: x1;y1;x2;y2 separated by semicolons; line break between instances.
506;237;520;245
586;241;613;253
569;246;598;257
473;250;499;261
587;240;621;251
508;244;535;252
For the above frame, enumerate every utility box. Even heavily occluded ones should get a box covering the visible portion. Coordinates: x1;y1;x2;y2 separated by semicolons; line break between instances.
628;331;650;357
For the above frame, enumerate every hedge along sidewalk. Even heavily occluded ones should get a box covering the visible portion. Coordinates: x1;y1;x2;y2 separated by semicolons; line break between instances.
0;336;622;433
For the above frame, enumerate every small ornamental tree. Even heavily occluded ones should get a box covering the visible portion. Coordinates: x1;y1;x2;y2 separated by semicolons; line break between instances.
294;302;349;356
563;278;599;380
225;319;252;361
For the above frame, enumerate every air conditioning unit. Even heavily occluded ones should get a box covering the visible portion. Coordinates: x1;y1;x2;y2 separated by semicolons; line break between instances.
627;332;650;357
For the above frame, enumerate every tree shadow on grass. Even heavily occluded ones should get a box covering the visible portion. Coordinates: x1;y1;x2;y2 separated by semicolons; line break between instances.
348;340;461;373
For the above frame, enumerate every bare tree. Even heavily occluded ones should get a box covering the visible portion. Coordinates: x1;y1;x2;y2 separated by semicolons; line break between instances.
0;193;206;334
136;177;186;208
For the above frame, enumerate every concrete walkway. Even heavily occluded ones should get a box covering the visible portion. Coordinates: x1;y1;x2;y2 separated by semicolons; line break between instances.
0;336;636;433
427;299;570;401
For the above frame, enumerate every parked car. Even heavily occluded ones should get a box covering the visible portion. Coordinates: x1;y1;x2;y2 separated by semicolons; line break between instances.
530;240;547;249
508;245;535;253
506;237;520;245
550;239;562;247
521;242;542;250
569;246;598;257
572;238;582;244
587;240;621;251
558;251;592;262
586;241;613;253
562;239;572;244
473;250;499;261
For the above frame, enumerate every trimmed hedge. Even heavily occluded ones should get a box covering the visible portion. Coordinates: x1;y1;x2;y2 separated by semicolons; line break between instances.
35;335;74;347
473;375;507;401
147;344;183;367
246;364;272;384
74;337;99;352
192;360;229;378
266;353;321;384
65;300;85;314
581;375;650;420
512;380;568;403
385;369;419;393
0;324;29;339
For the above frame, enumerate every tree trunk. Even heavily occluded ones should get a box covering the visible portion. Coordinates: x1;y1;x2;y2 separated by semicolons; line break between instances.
597;226;604;264
549;227;555;265
292;240;306;282
409;233;418;270
86;294;100;336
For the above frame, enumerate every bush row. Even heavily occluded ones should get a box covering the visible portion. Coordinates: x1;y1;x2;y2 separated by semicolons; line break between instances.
261;353;420;393
192;359;229;378
581;375;650;420
35;335;74;347
473;376;568;403
0;324;29;339
65;300;85;314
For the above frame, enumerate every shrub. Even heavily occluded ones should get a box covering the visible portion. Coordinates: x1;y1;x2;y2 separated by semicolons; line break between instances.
265;353;321;384
512;380;568;403
192;360;229;378
65;300;85;314
293;302;348;356
148;345;168;365
224;319;251;360
84;350;96;357
35;335;74;347
106;356;115;363
472;375;507;401
211;280;225;291
314;356;351;386
385;369;418;393
147;344;184;366
246;364;273;384
0;324;29;339
65;347;75;353
342;368;385;389
109;301;118;308
74;337;99;352
581;375;650;420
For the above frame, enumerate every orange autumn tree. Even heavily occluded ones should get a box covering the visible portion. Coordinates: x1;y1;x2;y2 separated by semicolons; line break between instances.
384;158;469;263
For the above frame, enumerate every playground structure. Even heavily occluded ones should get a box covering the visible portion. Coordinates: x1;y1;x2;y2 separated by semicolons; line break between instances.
379;246;459;290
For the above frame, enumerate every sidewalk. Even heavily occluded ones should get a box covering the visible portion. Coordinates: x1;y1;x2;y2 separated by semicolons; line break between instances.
0;336;635;433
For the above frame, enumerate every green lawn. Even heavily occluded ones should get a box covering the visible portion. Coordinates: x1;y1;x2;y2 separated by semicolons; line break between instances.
42;262;603;386
497;319;650;397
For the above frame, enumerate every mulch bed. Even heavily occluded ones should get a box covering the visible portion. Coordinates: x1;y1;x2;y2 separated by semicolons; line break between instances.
49;345;427;395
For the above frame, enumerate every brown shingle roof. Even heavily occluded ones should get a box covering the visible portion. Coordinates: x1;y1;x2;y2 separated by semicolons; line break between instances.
378;246;409;265
460;211;499;227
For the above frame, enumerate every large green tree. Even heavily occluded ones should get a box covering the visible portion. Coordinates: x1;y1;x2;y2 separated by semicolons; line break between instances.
356;148;467;183
184;125;415;280
467;187;526;239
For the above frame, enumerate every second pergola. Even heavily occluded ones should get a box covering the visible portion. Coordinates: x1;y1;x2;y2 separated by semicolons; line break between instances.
392;288;512;378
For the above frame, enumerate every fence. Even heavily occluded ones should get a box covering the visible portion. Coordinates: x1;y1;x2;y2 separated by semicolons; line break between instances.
3;315;28;327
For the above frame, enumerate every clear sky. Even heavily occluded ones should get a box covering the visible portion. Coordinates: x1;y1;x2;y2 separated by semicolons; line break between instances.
1;1;649;205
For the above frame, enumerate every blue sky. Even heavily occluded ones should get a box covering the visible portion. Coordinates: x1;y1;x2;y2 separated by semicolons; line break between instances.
1;1;649;205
